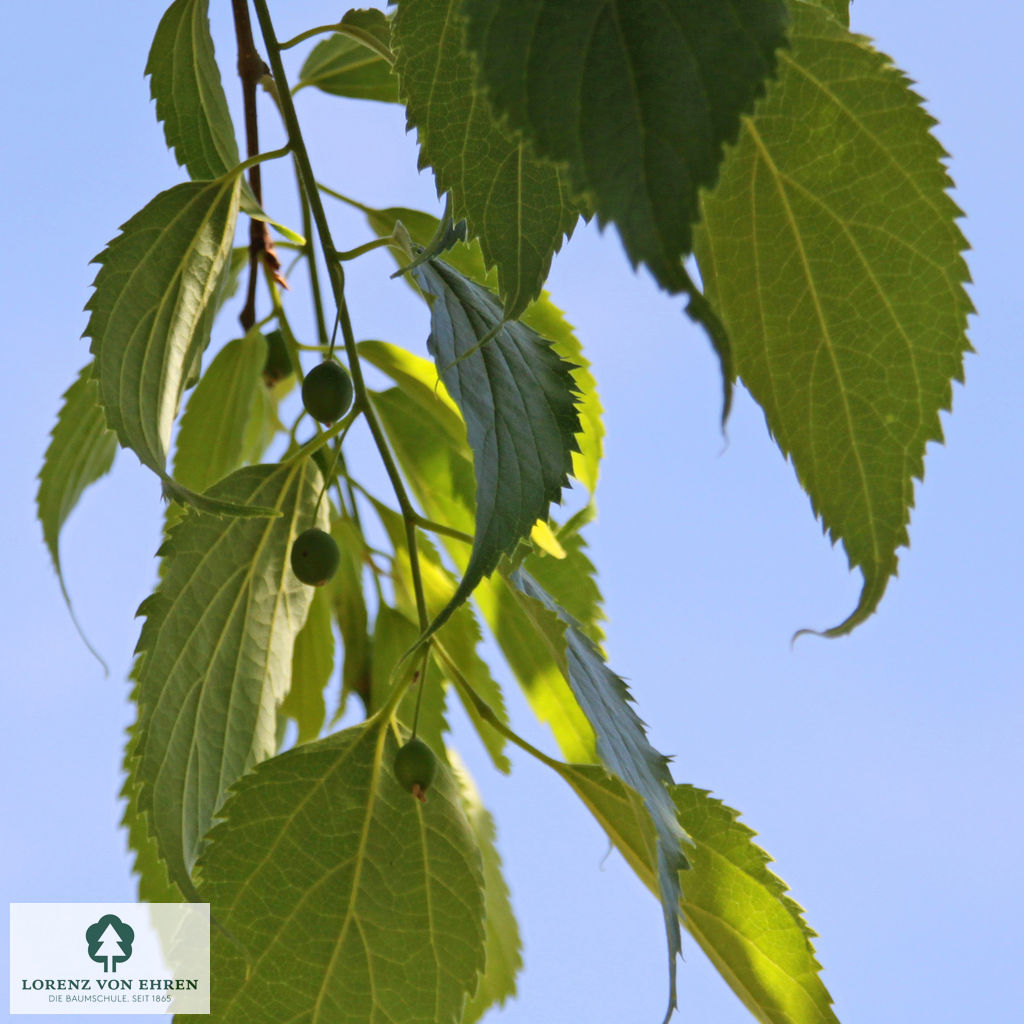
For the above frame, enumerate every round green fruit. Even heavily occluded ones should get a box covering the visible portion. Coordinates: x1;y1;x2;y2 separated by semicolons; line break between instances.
394;738;437;801
302;360;353;424
290;527;340;586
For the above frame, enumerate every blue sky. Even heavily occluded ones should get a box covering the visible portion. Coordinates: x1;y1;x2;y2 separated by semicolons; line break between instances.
3;2;1022;1022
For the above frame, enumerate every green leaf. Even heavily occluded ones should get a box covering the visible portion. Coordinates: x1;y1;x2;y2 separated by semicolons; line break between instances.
280;583;334;744
523;521;605;645
461;0;789;293
358;207;603;492
807;0;848;26
409;259;582;634
509;568;688;1020
476;574;597;763
37;362;117;663
327;518;372;717
172;333;268;493
146;0;240;180
450;752;522;1021
338;7;394;58
672;785;837;1024
374;501;511;773
370;605;449;759
694;1;973;635
195;722;486;1024
551;766;837;1024
393;0;579;317
121;686;185;905
130;459;324;893
298;32;399;103
86;177;241;478
363;341;594;765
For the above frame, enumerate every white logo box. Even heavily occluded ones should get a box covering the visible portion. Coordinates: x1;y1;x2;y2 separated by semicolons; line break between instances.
10;903;209;1015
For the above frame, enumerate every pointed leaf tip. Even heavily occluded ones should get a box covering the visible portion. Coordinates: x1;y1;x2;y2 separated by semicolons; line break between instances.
696;2;972;637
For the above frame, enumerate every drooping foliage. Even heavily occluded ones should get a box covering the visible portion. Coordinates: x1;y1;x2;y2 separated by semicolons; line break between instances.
40;1;970;1021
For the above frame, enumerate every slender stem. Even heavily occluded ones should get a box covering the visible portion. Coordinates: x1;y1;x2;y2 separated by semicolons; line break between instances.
279;23;395;63
253;0;430;634
409;642;433;737
278;22;343;50
336;236;397;262
434;642;565;771
299;176;330;351
412;514;473;546
232;0;271;332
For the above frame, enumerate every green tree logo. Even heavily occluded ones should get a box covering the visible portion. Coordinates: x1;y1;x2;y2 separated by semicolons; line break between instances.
85;914;134;973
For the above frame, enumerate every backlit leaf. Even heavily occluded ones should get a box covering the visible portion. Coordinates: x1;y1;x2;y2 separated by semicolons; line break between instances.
299;31;399;103
172;332;268;493
37;361;117;662
146;0;240;180
673;785;837;1024
694;1;973;635
130;459;324;892
375;501;511;773
370;605;448;760
552;766;838;1024
365;345;593;766
329;517;372;718
450;752;522;1021
393;0;579;316
281;583;334;744
195;722;486;1024
462;0;789;292
86;177;241;482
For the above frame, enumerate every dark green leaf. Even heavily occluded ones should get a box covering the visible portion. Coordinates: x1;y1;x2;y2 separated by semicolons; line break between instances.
462;0;789;292
509;569;688;1019
359;207;603;492
808;0;849;26
195;723;486;1024
393;0;579;316
694;1;973;635
298;33;399;103
172;333;268;493
131;460;324;893
146;0;240;180
410;259;582;634
37;362;117;663
86;177;241;477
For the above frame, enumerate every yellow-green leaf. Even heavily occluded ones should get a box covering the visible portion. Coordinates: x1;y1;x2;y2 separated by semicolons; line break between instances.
695;1;973;635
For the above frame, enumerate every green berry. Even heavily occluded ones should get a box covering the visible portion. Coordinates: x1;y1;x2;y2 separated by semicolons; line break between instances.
262;328;295;385
394;738;437;801
290;527;340;586
302;360;353;424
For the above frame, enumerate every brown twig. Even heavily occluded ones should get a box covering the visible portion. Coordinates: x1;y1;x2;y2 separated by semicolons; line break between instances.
232;0;285;331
